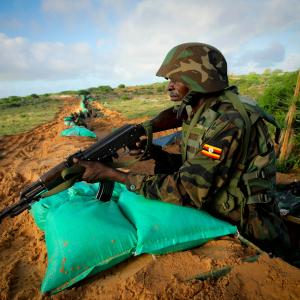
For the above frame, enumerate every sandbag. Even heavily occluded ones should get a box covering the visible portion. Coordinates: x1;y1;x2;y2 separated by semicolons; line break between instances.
118;189;237;255
64;120;75;127
63;117;75;127
30;189;69;231
32;196;137;294
60;125;97;138
30;182;100;230
80;100;88;109
30;181;237;293
30;182;125;231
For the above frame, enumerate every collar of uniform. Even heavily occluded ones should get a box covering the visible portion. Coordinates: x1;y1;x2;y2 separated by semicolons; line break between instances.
192;95;221;115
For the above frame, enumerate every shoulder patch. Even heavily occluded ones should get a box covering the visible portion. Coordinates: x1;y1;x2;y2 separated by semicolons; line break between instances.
200;144;222;159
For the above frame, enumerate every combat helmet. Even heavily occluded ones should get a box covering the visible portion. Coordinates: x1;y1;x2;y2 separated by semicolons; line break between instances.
156;42;228;93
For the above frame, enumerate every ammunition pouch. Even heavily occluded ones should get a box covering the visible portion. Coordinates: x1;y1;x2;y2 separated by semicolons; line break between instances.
210;167;246;223
211;166;275;225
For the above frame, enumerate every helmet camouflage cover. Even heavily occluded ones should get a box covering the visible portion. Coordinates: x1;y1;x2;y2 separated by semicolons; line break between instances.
156;43;228;93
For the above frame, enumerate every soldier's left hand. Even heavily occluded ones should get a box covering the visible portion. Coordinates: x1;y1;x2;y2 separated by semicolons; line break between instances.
73;158;113;183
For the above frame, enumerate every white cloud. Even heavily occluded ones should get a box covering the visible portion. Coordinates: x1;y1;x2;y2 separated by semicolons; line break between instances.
276;53;300;72
234;42;286;68
0;33;95;80
113;0;300;80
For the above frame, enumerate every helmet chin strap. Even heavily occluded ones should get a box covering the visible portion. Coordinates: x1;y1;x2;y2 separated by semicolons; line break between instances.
176;91;203;119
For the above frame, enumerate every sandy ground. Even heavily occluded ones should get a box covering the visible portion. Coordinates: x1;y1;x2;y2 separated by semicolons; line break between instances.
0;98;300;300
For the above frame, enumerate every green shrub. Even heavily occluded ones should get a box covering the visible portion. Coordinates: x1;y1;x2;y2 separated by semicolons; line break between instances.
156;86;166;93
78;90;90;96
254;71;299;171
118;84;126;88
97;85;113;93
120;95;132;100
257;71;298;127
276;155;300;173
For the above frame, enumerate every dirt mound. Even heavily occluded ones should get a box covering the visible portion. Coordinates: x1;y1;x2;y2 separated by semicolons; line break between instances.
0;99;299;300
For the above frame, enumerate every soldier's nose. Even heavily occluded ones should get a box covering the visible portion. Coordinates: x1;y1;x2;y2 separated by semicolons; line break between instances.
168;81;175;91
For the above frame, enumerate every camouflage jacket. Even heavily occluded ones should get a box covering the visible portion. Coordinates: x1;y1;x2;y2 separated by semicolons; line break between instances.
125;91;295;256
125;92;248;210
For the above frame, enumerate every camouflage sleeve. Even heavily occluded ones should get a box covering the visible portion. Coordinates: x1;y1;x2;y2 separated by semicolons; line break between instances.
125;116;244;207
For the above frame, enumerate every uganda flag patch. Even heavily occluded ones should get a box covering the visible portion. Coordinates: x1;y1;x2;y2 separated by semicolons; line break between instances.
200;144;222;160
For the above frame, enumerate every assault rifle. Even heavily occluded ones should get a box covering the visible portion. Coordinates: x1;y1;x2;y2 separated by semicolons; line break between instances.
0;124;145;222
0;107;182;223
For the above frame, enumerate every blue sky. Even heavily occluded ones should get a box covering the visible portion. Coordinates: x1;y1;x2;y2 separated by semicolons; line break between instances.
0;0;299;98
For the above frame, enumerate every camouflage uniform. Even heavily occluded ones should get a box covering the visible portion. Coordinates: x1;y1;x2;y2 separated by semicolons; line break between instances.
125;43;291;258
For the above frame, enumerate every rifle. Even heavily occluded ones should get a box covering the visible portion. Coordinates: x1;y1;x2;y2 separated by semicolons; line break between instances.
0;124;146;222
0;107;182;223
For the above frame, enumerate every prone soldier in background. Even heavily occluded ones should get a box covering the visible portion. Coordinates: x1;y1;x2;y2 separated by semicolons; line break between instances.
75;43;293;261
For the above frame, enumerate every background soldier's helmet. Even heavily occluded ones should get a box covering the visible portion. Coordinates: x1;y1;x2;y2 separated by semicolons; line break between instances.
156;43;228;93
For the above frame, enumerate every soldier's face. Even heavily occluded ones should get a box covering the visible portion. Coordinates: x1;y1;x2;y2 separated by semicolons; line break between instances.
168;80;189;102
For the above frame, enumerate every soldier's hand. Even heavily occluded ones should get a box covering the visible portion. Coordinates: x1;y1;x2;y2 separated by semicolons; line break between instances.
73;158;128;184
128;138;164;161
73;158;113;183
128;138;148;158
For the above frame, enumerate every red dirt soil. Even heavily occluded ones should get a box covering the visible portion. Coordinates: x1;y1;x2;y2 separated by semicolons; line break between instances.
0;98;299;300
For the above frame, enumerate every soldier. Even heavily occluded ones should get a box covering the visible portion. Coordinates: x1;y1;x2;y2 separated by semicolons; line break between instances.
75;43;292;259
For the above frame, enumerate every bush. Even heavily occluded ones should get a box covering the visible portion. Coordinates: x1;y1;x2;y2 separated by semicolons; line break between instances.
78;90;90;96
97;85;113;93
9;96;20;101
255;70;299;171
257;71;298;127
156;86;166;93
120;95;132;100
118;84;126;88
30;94;39;98
276;155;300;173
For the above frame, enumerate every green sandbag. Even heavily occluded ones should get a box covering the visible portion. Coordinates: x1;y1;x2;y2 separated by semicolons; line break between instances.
118;190;237;255
37;197;137;294
80;98;88;109
30;182;100;230
30;182;136;294
67;181;99;197
30;189;70;231
64;120;75;127
64;117;75;127
60;125;97;138
30;181;236;293
30;182;125;231
67;181;125;200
